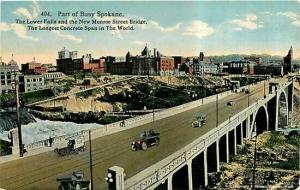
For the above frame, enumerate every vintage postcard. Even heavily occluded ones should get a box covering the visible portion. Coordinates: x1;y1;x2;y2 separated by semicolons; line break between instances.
0;1;299;190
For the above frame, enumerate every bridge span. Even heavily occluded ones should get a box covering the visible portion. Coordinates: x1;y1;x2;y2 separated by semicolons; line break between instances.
0;79;293;190
109;79;294;190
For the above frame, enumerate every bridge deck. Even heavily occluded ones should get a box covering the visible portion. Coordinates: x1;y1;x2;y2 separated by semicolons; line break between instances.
0;82;273;190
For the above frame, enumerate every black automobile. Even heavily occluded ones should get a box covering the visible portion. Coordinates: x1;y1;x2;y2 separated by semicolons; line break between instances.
131;130;160;151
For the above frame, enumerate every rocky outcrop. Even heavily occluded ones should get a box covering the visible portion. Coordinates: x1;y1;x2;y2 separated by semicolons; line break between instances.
0;109;35;132
209;132;299;189
29;110;129;125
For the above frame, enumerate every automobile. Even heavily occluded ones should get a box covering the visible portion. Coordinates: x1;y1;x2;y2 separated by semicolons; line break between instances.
192;113;206;128
131;130;160;151
57;171;90;190
54;136;85;156
227;100;235;106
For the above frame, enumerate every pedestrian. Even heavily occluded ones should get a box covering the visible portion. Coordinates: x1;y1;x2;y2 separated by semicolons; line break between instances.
49;136;53;147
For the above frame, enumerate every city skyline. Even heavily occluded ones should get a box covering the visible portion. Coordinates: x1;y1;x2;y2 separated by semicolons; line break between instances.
1;1;300;64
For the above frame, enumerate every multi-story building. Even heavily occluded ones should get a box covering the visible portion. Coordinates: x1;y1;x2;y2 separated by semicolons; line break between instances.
178;62;192;74
42;64;57;72
0;62;19;95
42;72;64;80
254;64;283;76
21;59;41;74
19;75;45;93
223;61;249;74
83;58;106;73
34;66;48;75
244;56;262;64
57;47;83;75
158;57;174;76
131;56;156;75
201;64;218;75
57;58;75;75
172;56;186;70
58;47;78;59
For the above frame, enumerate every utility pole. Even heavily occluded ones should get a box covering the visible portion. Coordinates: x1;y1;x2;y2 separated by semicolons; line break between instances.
252;124;258;189
89;130;94;190
264;79;266;98
53;78;56;109
216;92;219;127
12;69;23;157
247;76;250;107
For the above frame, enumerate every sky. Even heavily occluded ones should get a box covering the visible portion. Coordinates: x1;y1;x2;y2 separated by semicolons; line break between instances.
0;0;300;65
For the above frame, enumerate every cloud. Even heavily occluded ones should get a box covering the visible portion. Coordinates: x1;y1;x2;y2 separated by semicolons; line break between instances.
230;14;261;30
31;1;40;19
246;14;257;21
262;11;273;16
14;8;33;20
0;22;38;41
149;21;181;32
278;12;298;20
132;41;148;45
11;1;82;43
234;27;243;31
278;11;300;28
292;20;300;27
52;31;82;43
0;22;11;31
13;1;40;20
183;20;214;39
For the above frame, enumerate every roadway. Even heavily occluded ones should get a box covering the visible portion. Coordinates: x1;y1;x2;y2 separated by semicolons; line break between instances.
0;81;271;190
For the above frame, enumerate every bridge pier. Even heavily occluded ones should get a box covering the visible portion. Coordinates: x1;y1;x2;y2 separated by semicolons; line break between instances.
187;161;193;190
172;164;189;190
219;133;229;163
167;176;172;190
206;141;220;173
288;83;294;126
246;116;251;139
267;97;277;131
240;122;244;145
236;124;242;145
242;120;247;139
191;150;208;189
275;91;279;131
228;128;237;157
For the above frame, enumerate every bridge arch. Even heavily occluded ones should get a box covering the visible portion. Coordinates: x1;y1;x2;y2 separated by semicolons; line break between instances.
250;105;269;136
277;90;289;128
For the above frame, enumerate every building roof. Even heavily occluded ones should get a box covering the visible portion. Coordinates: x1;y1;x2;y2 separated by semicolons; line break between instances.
141;44;149;56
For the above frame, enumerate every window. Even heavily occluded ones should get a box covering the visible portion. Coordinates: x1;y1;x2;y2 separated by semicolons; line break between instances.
39;78;42;81
27;79;30;82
